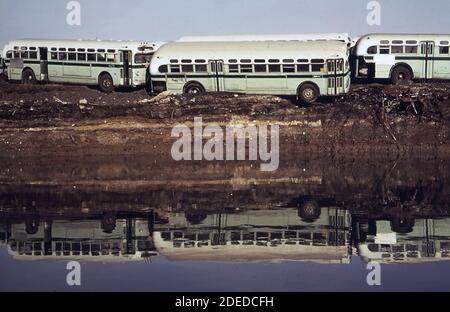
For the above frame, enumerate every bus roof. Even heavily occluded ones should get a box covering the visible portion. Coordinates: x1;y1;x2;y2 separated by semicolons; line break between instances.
2;39;165;53
151;40;349;71
356;33;450;54
178;33;351;43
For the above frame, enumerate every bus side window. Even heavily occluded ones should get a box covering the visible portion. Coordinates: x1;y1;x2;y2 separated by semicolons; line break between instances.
297;64;310;72
440;46;449;55
21;51;29;59
59;52;67;61
158;65;168;73
29;51;37;59
97;53;106;62
405;46;418;54
182;65;194;72
228;64;239;73
254;64;267;73
379;46;390;54
195;64;207;72
282;64;295;73
240;64;253;73
87;53;96;62
367;46;377;54
311;59;324;72
391;46;404;54
170;65;181;73
268;64;281;72
14;51;20;59
51;52;58;60
68;53;77;61
78;53;87;61
6;51;12;59
107;54;116;62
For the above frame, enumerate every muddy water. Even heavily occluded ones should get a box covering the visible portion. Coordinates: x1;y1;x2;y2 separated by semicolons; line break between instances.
1;151;450;291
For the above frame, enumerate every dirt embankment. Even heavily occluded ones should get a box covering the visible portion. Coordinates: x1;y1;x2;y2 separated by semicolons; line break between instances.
0;79;450;156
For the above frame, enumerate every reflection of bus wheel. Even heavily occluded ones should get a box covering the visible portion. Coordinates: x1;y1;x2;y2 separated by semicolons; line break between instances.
25;218;40;235
390;216;415;234
298;83;319;104
101;212;117;233
22;68;36;84
298;200;321;222
98;73;114;93
391;66;412;85
184;82;205;94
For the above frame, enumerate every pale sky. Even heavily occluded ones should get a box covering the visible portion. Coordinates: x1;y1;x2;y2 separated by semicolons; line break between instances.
1;0;449;47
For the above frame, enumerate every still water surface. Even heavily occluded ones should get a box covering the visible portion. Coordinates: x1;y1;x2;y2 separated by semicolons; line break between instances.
1;155;450;291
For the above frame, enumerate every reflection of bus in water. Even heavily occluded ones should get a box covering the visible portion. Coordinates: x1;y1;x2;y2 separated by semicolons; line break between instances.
6;215;157;262
154;207;352;263
358;218;450;263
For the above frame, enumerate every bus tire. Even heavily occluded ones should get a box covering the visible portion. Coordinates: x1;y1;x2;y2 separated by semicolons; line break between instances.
298;200;321;222
391;65;413;85
298;83;319;104
184;81;205;94
22;68;36;84
98;73;114;93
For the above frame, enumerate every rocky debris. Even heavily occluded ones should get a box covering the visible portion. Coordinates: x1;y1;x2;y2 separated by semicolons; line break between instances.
0;79;449;130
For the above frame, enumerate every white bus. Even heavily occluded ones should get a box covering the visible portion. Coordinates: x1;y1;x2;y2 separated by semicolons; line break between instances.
178;33;351;44
1;39;164;92
149;40;351;103
354;33;450;84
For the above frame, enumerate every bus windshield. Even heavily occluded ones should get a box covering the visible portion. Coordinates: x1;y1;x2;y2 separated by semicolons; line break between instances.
134;53;152;64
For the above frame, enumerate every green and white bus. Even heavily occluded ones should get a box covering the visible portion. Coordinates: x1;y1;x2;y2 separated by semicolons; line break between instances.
149;40;351;103
354;33;450;84
1;39;163;92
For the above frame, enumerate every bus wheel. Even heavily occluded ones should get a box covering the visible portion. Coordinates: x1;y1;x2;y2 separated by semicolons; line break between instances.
391;66;412;85
298;200;321;222
298;83;319;104
98;73;114;93
22;68;36;84
184;82;205;94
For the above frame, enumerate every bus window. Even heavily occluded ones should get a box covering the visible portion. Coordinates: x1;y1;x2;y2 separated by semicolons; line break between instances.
283;59;294;63
240;64;253;73
107;54;115;62
440;46;450;55
380;46;390;54
195;59;206;63
268;64;281;72
158;65;168;73
391;46;404;54
254;64;267;72
181;64;194;72
51;52;58;60
268;59;279;63
195;64;207;72
14;51;20;59
254;59;265;63
228;59;237;63
228;64;239;73
170;65;181;72
405;46;418;54
297;64;310;72
367;46;377;54
135;53;152;64
68;53;77;61
59;52;67;61
29;51;37;59
87;53;96;61
97;53;106;62
21;51;28;59
282;64;295;72
78;53;86;61
311;59;324;72
240;59;251;63
406;40;417;45
6;51;12;59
